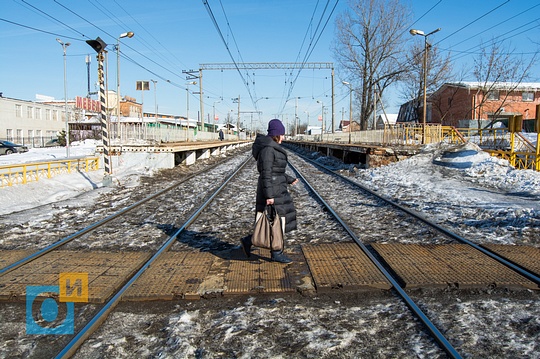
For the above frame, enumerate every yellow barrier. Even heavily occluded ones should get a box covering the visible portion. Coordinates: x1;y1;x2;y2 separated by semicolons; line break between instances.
0;157;100;188
378;124;538;171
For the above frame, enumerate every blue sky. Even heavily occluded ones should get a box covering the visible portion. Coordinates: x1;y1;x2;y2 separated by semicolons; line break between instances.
1;0;539;131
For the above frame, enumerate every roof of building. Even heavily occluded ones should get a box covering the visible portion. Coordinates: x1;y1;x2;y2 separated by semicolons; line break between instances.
444;82;540;91
377;113;398;124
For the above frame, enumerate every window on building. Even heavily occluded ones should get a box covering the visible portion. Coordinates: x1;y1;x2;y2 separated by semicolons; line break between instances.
522;92;534;102
15;104;22;117
6;129;13;141
53;110;58;121
45;109;51;120
36;129;42;138
27;106;33;118
16;129;23;142
35;108;41;119
487;90;500;101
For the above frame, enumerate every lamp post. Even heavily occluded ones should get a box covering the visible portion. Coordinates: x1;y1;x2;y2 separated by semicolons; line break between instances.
116;31;134;128
342;81;353;144
304;111;310;135
186;81;197;125
56;38;70;157
213;100;221;133
316;100;324;141
409;27;441;144
150;79;157;139
295;97;299;136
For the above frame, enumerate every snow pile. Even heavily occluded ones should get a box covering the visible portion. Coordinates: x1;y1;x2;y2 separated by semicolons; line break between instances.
359;142;540;196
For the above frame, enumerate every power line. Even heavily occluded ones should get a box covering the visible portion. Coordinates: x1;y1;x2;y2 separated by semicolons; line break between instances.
202;0;257;107
18;0;89;38
448;3;540;49
109;0;189;70
52;0;185;83
0;17;83;41
434;0;511;45
281;0;340;113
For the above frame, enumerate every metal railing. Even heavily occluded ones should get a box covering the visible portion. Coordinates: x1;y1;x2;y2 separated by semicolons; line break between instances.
457;127;538;170
292;123;538;171
0;157;100;188
297;124;456;146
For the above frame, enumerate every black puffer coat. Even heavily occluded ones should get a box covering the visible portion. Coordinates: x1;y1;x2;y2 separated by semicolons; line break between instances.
252;134;297;233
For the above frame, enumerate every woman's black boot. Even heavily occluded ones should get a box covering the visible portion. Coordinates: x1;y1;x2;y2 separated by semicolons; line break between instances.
241;235;252;258
271;250;292;263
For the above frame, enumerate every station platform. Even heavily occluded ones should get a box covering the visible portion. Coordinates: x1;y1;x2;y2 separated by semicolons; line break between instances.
96;140;251;169
286;140;420;168
0;243;538;303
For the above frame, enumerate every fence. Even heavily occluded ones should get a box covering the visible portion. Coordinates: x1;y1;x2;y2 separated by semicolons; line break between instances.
295;124;451;146
292;123;538;171
0;157;100;188
108;122;247;143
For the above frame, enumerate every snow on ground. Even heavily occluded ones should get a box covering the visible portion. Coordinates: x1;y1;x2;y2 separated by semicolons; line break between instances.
2;140;540;243
0;140;155;215
349;142;540;245
1;140;540;358
2;140;539;218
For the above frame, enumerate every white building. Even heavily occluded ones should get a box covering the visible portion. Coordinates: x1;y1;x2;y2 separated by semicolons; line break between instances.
307;125;322;135
0;96;68;145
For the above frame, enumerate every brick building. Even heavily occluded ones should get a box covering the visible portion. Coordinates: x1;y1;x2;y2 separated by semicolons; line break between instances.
429;82;540;127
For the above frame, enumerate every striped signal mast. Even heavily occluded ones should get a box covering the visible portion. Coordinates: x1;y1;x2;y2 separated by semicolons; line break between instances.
86;37;112;185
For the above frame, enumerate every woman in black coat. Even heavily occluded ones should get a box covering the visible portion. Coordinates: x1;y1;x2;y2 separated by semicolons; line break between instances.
242;119;298;263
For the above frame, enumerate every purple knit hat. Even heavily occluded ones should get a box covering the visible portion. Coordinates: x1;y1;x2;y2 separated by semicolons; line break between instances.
267;119;285;136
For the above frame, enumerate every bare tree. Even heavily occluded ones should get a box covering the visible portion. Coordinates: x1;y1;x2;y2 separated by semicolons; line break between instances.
400;41;453;122
333;0;411;130
472;40;537;127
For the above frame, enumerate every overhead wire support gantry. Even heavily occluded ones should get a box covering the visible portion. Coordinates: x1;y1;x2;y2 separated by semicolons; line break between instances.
199;62;333;70
196;62;336;134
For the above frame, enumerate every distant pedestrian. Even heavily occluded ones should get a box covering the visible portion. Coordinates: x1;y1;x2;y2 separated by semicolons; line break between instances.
241;119;298;263
218;129;224;141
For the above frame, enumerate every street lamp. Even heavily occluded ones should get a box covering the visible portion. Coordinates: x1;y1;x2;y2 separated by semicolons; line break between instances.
56;38;70;157
410;27;441;144
186;81;197;125
316;100;324;142
151;79;157;139
116;31;134;126
342;81;353;144
213;100;221;133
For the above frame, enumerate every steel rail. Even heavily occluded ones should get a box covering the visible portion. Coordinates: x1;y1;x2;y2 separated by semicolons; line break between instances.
288;160;462;359
0;154;250;276
290;150;540;286
55;155;251;359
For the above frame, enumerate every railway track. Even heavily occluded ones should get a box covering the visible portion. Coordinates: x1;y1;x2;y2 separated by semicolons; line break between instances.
287;151;540;286
0;147;538;358
55;155;253;358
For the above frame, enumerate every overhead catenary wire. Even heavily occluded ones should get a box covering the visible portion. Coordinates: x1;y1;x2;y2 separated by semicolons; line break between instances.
51;0;187;85
89;0;190;83
0;17;83;41
110;0;189;70
434;0;511;46
352;0;539;103
18;0;89;39
280;0;340;113
202;0;258;108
